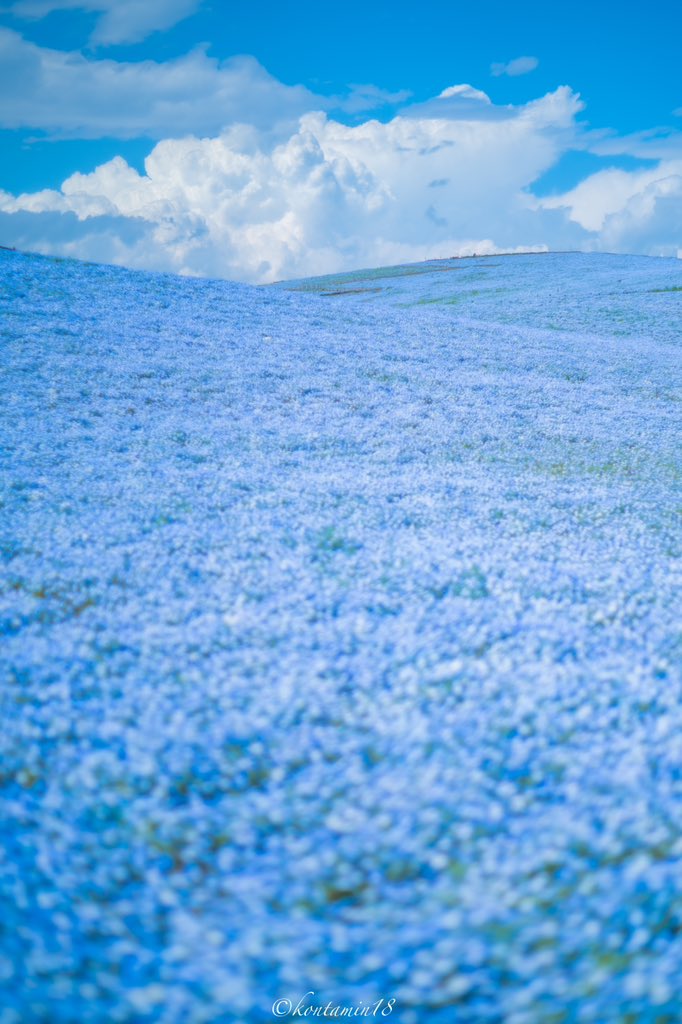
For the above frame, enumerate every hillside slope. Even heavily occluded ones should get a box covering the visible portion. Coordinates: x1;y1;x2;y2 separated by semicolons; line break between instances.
1;250;681;1022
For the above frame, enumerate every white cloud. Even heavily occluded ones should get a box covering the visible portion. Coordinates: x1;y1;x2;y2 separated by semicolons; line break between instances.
0;28;320;138
584;127;682;161
0;29;414;138
6;0;201;45
598;174;682;257
491;56;539;78
402;83;511;122
530;158;682;259
536;160;682;231
0;87;589;282
0;42;678;283
334;83;413;114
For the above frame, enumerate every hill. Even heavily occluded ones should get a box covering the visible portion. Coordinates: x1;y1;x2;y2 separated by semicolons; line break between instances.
1;249;681;1022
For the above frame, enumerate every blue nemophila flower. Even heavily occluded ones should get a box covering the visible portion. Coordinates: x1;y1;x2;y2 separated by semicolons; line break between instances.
0;249;681;1022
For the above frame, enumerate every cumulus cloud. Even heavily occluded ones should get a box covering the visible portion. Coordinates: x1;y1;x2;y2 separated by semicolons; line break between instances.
531;158;682;260
0;87;590;282
537;164;682;258
0;28;320;138
536;159;682;230
5;0;201;45
491;56;539;78
0;48;678;283
599;174;682;257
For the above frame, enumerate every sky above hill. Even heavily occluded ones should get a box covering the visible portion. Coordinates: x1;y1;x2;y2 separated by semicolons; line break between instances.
0;0;681;281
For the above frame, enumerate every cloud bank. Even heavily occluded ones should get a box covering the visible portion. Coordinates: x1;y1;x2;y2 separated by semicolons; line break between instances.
0;86;591;282
0;28;320;138
0;31;680;283
0;28;409;139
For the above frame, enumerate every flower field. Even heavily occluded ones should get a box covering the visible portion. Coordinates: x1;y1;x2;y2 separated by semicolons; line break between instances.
1;249;681;1022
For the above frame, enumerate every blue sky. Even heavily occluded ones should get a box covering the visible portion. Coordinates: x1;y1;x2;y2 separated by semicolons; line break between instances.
1;0;681;281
